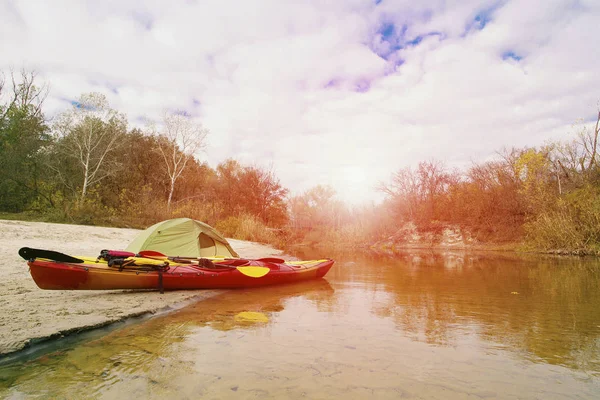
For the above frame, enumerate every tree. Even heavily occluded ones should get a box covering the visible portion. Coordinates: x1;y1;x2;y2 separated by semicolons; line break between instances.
415;160;451;223
151;112;208;209
515;148;555;214
0;70;52;212
52;92;127;202
215;159;244;216
237;165;289;226
377;160;450;226
95;128;168;211
0;69;48;122
289;185;338;229
377;166;420;220
581;109;600;173
212;160;288;226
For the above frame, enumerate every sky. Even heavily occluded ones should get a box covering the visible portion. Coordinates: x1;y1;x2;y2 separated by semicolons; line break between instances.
1;0;599;204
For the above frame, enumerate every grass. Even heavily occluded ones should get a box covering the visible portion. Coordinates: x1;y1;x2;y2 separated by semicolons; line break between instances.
0;212;52;222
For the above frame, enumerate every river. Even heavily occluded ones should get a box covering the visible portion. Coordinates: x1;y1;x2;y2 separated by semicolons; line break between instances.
1;250;599;399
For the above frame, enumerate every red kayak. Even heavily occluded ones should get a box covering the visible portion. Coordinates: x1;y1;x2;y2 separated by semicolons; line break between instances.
19;247;334;291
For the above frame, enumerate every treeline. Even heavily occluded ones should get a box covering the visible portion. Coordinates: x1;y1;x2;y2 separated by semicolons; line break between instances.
377;116;600;253
0;71;291;243
1;70;599;253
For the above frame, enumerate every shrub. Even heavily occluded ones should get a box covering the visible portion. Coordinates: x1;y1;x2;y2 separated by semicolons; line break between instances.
524;185;600;253
298;225;364;249
171;199;221;227
115;186;169;228
66;194;116;226
524;210;585;251
215;213;278;245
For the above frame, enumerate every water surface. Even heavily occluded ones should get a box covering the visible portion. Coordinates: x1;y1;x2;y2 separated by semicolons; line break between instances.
1;250;600;399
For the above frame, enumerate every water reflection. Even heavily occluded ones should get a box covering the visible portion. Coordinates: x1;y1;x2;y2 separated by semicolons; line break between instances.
317;249;600;374
0;279;336;398
2;251;600;399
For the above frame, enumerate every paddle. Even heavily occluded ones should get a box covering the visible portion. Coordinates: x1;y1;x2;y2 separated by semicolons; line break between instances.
137;250;271;278
137;250;167;258
18;247;84;264
137;251;285;264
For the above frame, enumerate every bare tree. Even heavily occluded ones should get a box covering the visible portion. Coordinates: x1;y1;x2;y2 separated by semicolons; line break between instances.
151;112;209;209
546;108;600;192
53;92;127;202
0;69;49;122
377;166;421;220
582;108;600;171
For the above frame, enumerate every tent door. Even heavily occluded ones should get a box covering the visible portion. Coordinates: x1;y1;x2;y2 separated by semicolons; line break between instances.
198;232;216;256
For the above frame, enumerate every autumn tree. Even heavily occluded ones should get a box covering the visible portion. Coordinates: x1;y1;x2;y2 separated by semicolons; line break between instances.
459;159;524;240
377;166;420;221
95;129;168;214
515;148;556;214
378;160;451;226
416;160;451;223
237;165;289;226
524;109;600;251
215;159;244;217
212;159;288;226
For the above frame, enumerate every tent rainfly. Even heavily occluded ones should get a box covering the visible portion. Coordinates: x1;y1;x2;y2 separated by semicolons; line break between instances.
126;218;239;258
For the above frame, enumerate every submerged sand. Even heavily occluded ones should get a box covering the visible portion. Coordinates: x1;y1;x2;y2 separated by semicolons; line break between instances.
0;220;284;356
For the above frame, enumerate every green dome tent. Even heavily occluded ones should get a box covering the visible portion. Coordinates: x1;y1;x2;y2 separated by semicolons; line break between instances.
126;218;239;258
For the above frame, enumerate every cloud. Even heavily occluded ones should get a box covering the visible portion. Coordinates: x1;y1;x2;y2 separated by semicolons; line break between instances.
1;0;599;204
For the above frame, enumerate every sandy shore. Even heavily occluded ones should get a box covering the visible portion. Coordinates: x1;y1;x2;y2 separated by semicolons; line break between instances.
0;220;284;356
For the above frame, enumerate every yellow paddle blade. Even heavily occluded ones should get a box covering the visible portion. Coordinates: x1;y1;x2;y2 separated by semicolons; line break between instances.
236;266;270;278
234;311;269;323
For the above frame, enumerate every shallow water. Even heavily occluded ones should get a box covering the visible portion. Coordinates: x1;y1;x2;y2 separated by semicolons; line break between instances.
1;250;600;399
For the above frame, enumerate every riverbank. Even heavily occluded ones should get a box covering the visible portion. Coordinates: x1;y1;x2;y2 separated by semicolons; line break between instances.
0;220;284;356
367;221;600;257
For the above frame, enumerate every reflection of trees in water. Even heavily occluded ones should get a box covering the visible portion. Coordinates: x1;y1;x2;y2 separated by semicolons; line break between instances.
523;261;600;372
351;251;600;374
0;279;336;397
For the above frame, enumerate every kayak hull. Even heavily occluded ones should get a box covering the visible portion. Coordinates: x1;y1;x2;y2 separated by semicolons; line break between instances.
27;258;334;290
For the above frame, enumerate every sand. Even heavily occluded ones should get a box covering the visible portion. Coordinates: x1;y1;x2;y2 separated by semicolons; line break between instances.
0;220;284;356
